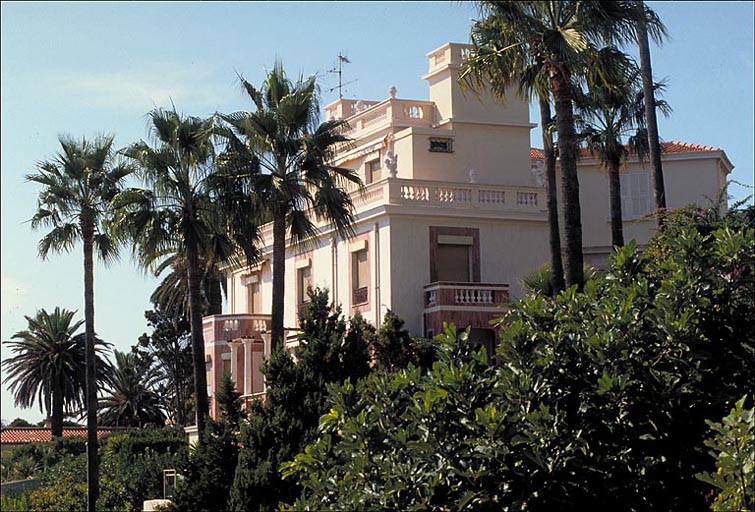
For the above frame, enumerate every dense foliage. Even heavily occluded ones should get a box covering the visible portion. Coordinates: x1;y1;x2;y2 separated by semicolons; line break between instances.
285;205;754;510
171;373;244;512
228;289;372;511
696;395;754;511
2;427;187;512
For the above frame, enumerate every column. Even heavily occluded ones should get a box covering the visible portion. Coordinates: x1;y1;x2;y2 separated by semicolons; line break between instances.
242;339;252;396
229;341;240;391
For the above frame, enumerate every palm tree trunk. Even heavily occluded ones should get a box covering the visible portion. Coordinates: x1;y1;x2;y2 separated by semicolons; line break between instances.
271;212;287;351
550;69;585;290
81;218;99;512
638;3;666;226
539;97;565;295
608;158;625;247
186;244;209;441
51;378;64;438
206;275;223;315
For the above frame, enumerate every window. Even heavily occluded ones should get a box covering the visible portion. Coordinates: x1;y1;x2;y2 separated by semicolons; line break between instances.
245;274;261;313
297;266;312;305
429;137;453;153
436;244;470;282
430;227;480;283
367;158;382;183
352;248;369;305
621;172;650;219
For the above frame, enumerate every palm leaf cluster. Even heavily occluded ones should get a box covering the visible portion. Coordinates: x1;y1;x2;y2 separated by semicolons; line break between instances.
2;307;110;437
215;63;363;347
461;0;667;290
98;350;165;428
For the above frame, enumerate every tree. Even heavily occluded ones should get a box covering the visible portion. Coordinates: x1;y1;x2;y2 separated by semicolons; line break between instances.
2;308;110;437
217;63;362;348
136;304;194;426
229;289;371;511
286;205;754;510
462;14;565;294
117;107;257;441
462;1;655;290
634;1;669;226
98;350;165;428
27;135;131;511
575;52;671;247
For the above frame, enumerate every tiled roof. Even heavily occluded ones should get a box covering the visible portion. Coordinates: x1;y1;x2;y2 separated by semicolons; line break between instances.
530;141;721;160
0;427;125;444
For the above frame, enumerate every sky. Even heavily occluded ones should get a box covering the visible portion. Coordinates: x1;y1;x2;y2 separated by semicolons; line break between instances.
2;1;753;424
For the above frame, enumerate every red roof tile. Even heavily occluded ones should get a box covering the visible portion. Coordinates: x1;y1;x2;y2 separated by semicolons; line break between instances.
1;427;126;444
530;141;721;160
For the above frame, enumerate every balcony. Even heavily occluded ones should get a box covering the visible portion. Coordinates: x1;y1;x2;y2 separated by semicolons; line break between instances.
423;282;509;337
202;314;271;343
324;97;435;138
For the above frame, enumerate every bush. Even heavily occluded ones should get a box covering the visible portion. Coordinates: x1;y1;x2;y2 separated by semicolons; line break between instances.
285;206;755;510
229;288;374;511
170;374;242;512
29;477;129;511
696;395;754;511
101;426;188;511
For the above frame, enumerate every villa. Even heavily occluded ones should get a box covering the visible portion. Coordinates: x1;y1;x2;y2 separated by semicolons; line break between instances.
201;42;734;418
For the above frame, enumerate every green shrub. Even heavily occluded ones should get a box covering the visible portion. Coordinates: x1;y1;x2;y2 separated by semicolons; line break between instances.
0;489;33;512
285;206;754;510
29;477;128;511
696;395;754;511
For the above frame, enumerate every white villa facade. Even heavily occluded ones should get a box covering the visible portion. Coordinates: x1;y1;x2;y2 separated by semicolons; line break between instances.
202;42;734;417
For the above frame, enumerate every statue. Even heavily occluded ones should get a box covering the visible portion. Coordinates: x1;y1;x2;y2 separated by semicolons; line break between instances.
385;151;398;178
389;85;397;99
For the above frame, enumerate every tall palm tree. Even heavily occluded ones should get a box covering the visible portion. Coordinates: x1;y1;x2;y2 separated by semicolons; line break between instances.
116;107;256;442
461;17;565;294
634;1;669;226
2;307;110;438
98;350;165;428
216;63;362;348
27;134;131;511
462;1;653;290
576;54;671;247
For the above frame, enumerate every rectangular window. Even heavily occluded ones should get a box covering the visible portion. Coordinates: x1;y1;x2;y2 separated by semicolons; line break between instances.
621;172;650;219
246;275;261;313
436;244;470;282
297;266;312;305
352;248;369;305
429;137;454;153
367;158;382;183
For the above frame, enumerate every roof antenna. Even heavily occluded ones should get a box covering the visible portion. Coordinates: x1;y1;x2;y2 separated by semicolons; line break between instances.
327;52;357;99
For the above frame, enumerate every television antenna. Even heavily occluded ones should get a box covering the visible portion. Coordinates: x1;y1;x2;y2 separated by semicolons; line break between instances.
327;52;357;99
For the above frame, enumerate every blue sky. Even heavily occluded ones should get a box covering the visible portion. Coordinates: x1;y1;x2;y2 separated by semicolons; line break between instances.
2;1;753;423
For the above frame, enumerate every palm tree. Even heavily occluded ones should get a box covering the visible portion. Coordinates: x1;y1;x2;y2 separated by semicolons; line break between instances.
461;16;565;294
576;51;671;247
216;63;362;348
27;134;131;511
99;350;165;428
116;107;256;442
634;1;669;226
2;307;110;437
462;1;654;290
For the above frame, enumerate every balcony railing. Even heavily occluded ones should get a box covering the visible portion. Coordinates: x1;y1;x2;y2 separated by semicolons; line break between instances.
352;286;368;305
241;391;267;409
424;282;509;309
325;98;435;137
202;314;271;343
253;178;545;250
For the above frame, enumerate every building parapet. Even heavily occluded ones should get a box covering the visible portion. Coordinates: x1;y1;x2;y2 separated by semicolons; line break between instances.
325;97;436;138
202;314;271;343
